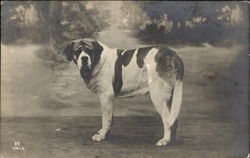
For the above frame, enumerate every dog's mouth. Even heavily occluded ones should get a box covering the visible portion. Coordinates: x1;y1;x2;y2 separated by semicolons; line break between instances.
80;65;91;82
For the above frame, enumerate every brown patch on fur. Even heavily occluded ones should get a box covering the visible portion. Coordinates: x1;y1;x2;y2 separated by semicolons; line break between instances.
121;49;136;66
137;46;154;68
154;45;184;81
112;49;136;96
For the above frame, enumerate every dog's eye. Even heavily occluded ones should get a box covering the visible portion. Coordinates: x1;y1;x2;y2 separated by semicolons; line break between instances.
75;48;82;55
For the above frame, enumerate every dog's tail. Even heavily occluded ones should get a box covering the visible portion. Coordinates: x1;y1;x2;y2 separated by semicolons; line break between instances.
168;79;183;127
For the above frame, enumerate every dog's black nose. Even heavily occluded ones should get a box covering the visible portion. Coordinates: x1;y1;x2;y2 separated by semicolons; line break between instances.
81;56;89;65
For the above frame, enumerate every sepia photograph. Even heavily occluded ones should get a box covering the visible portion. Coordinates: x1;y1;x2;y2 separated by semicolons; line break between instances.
1;1;249;158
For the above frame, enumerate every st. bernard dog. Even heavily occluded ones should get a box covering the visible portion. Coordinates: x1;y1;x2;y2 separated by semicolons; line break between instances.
64;38;184;146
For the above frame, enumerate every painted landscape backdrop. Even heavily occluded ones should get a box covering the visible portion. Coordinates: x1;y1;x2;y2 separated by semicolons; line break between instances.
1;1;249;158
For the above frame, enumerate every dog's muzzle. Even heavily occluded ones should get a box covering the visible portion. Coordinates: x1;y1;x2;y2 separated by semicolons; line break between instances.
81;56;89;66
77;52;91;70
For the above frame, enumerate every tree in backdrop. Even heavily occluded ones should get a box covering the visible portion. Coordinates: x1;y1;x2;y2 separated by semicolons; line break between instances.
2;1;248;47
1;1;110;71
1;1;109;50
121;1;248;46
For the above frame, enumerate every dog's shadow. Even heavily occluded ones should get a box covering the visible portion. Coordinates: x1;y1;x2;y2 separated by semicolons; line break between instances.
77;116;184;147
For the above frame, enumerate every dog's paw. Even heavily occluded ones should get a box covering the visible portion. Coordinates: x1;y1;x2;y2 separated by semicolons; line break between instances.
156;138;170;146
91;129;108;141
91;133;106;141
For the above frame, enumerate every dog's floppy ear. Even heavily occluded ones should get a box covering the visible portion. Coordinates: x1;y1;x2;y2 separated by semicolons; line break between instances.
90;41;103;65
64;42;74;61
92;41;103;54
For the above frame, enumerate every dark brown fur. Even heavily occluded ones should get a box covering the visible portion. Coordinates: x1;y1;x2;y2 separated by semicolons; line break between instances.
154;46;184;82
137;46;154;68
112;49;136;95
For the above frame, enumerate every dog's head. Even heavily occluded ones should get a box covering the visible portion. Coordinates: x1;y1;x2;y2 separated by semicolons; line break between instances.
64;38;103;81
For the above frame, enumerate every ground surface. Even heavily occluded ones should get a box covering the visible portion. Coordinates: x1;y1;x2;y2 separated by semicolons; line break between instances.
1;24;249;157
0;115;247;158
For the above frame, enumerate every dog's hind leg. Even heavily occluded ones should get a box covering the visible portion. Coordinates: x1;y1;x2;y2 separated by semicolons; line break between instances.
91;94;114;141
149;76;176;146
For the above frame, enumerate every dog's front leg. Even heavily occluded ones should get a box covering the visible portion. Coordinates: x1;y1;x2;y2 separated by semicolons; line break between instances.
91;94;114;141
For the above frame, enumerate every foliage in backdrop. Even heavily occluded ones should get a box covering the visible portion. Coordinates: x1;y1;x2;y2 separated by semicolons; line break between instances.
120;1;248;46
1;1;248;48
1;1;110;48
